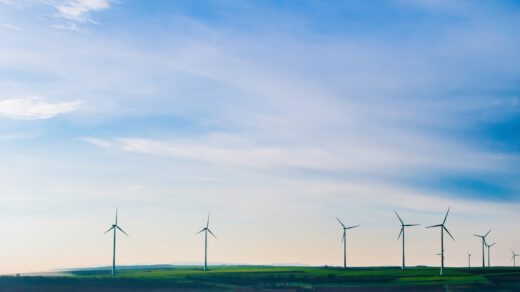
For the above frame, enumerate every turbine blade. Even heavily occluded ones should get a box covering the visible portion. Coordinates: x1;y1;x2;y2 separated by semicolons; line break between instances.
444;226;455;241
473;234;483;238
116;226;129;236
397;227;403;241
196;228;205;234
104;226;114;234
489;242;496;247
115;208;118;225
341;231;345;243
336;217;346;229
207;228;217;239
206;213;210;228
442;207;450;224
426;224;442;228
484;229;491;238
346;225;359;230
394;211;404;225
404;224;420;227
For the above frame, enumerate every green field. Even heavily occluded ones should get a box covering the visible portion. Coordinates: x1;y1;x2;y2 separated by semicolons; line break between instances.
1;266;520;291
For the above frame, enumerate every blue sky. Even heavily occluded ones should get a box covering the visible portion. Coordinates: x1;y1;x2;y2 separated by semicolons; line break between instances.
0;0;519;273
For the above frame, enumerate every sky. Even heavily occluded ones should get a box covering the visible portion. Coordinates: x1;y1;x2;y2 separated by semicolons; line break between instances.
0;0;519;274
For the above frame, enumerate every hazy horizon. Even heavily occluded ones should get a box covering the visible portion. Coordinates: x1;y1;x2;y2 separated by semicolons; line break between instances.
0;0;519;274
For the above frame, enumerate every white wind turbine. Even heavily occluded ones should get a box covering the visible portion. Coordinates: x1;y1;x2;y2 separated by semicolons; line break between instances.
486;242;496;268
394;211;419;270
197;214;217;271
104;208;128;276
426;207;454;276
336;218;359;269
473;230;491;268
512;250;519;267
467;252;472;269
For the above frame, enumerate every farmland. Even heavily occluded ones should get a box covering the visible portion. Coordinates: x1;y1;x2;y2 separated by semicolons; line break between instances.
0;266;519;291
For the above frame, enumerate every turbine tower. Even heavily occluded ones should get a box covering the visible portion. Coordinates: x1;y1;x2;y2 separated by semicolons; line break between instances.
336;218;359;269
473;230;491;268
426;207;454;276
197;214;217;271
394;211;419;270
512;250;519;267
467;252;471;269
104;208;128;276
486;242;496;268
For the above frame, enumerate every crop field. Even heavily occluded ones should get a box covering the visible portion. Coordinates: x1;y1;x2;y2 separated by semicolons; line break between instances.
0;266;519;291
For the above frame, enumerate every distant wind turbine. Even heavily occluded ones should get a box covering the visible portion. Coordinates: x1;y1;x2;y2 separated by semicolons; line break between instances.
104;208;128;276
512;250;519;267
473;230;491;268
394;211;419;270
426;207;454;276
336;218;359;269
486;242;496;268
197;214;217;271
467;252;471;269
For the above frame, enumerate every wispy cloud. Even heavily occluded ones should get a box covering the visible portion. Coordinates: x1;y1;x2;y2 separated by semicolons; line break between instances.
79;134;517;179
0;97;82;120
55;0;111;23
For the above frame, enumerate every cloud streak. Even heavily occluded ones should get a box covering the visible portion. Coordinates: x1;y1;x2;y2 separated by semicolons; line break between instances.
0;97;82;120
79;133;518;181
55;0;111;22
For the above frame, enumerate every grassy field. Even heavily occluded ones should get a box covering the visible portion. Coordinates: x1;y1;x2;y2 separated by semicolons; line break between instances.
1;266;519;291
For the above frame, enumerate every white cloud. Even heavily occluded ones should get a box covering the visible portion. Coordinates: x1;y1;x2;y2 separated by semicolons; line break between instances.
55;0;111;22
0;97;82;120
77;137;114;148
79;134;516;177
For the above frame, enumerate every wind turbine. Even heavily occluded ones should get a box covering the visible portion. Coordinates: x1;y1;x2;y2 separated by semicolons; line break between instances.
512;250;519;267
426;207;454;276
104;208;128;276
486;242;496;268
336;218;359;269
197;214;217;271
473;230;491;268
467;252;472;269
394;211;419;270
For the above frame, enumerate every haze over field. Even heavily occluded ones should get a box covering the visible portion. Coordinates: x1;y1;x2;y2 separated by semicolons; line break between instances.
0;0;519;274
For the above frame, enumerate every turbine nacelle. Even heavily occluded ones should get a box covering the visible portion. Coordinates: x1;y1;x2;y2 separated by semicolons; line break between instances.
485;242;496;248
395;211;419;241
104;209;129;236
473;229;491;243
425;207;454;241
197;227;217;239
